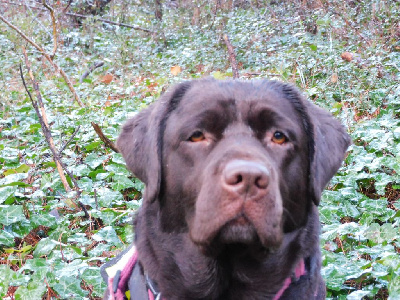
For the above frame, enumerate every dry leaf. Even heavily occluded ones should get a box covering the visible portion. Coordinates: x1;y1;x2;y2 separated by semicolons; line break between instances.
101;73;113;84
170;65;182;76
331;73;338;83
341;52;353;62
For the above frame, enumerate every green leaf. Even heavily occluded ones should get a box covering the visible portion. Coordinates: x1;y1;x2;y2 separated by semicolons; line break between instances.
96;187;123;207
0;230;15;247
82;267;107;297
364;223;397;245
0;265;12;297
0;205;26;225
388;274;400;300
309;44;317;51
33;238;58;258
0;186;17;204
347;290;372;299
53;276;88;298
110;174;135;191
11;220;34;237
3;164;30;176
0;173;28;186
96;209;118;225
14;281;46;300
30;213;58;229
212;71;226;79
84;141;101;150
105;163;130;176
85;153;106;169
92;226;122;246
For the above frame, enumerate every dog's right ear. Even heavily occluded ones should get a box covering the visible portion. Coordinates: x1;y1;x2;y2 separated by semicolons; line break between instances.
116;82;192;202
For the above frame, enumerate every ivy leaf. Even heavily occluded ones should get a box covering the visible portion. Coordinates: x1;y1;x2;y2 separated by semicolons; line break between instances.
14;282;46;300
347;290;372;299
388;275;400;300
33;238;58;258
82;267;107;297
92;226;122;246
110;174;135;191
0;186;17;204
0;265;13;298
85;153;107;169
96;187;124;207
0;205;26;225
0;230;15;247
30;213;58;229
53;276;88;298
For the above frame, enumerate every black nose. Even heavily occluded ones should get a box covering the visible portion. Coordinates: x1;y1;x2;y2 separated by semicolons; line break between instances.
223;160;269;197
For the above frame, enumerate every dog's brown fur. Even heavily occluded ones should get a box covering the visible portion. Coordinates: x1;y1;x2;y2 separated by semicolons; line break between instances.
116;79;351;299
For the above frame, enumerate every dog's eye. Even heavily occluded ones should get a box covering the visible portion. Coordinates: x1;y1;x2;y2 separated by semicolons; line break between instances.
189;131;206;142
272;131;287;144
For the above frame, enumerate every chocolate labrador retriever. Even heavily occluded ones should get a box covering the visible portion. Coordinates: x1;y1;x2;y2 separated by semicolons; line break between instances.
106;79;350;300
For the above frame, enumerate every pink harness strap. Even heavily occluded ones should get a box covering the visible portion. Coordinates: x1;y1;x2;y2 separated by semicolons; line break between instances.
108;250;305;300
273;259;305;300
115;251;138;300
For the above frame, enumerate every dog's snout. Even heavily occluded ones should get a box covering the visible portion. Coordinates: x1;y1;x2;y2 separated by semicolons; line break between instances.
223;160;270;196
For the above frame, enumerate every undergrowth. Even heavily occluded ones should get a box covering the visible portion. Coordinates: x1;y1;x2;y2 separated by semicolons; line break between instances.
0;1;399;299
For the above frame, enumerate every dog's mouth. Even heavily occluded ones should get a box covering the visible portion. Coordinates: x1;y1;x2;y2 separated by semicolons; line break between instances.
217;214;258;244
194;213;282;258
190;207;283;256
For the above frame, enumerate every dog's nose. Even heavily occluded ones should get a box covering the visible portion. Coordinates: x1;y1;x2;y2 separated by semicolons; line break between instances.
223;160;269;196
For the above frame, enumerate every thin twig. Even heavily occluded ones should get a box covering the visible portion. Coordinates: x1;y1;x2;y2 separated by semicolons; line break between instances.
79;61;104;83
20;48;79;193
58;125;80;155
1;1;155;33
78;201;90;219
0;14;84;107
61;0;73;16
91;122;119;153
94;188;98;210
68;11;156;33
41;0;58;58
58;233;67;262
23;0;52;38
223;34;239;79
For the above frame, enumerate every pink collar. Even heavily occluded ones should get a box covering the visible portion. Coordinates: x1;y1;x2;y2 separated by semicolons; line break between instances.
273;259;306;300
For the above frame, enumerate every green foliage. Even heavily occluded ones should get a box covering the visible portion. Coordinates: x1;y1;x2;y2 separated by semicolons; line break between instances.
0;0;399;299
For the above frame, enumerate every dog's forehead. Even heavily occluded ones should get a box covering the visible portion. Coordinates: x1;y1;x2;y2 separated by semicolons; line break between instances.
176;81;300;119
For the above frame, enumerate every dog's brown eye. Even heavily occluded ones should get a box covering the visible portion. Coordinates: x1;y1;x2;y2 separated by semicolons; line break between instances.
272;131;287;144
189;131;205;142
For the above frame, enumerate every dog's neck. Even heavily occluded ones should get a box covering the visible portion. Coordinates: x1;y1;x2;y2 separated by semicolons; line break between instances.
134;204;321;300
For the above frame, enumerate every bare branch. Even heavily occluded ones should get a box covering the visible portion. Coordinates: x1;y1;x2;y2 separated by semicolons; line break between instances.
223;34;239;79
79;61;104;83
20;47;80;193
0;13;45;53
58;125;80;155
61;0;73;16
0;14;84;107
1;1;155;33
78;201;90;219
41;0;58;58
23;0;52;38
91;122;119;153
68;11;156;33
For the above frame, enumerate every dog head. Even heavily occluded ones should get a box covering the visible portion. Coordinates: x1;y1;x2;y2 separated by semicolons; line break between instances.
117;79;351;252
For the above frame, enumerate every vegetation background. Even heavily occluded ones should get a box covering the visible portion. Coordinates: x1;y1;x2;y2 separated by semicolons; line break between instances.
0;0;399;299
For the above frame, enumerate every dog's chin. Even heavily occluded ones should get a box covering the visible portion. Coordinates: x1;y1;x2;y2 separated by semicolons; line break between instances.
218;217;258;245
195;217;280;257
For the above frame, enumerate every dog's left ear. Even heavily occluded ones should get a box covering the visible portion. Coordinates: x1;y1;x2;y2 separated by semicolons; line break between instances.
117;81;192;202
307;103;351;205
